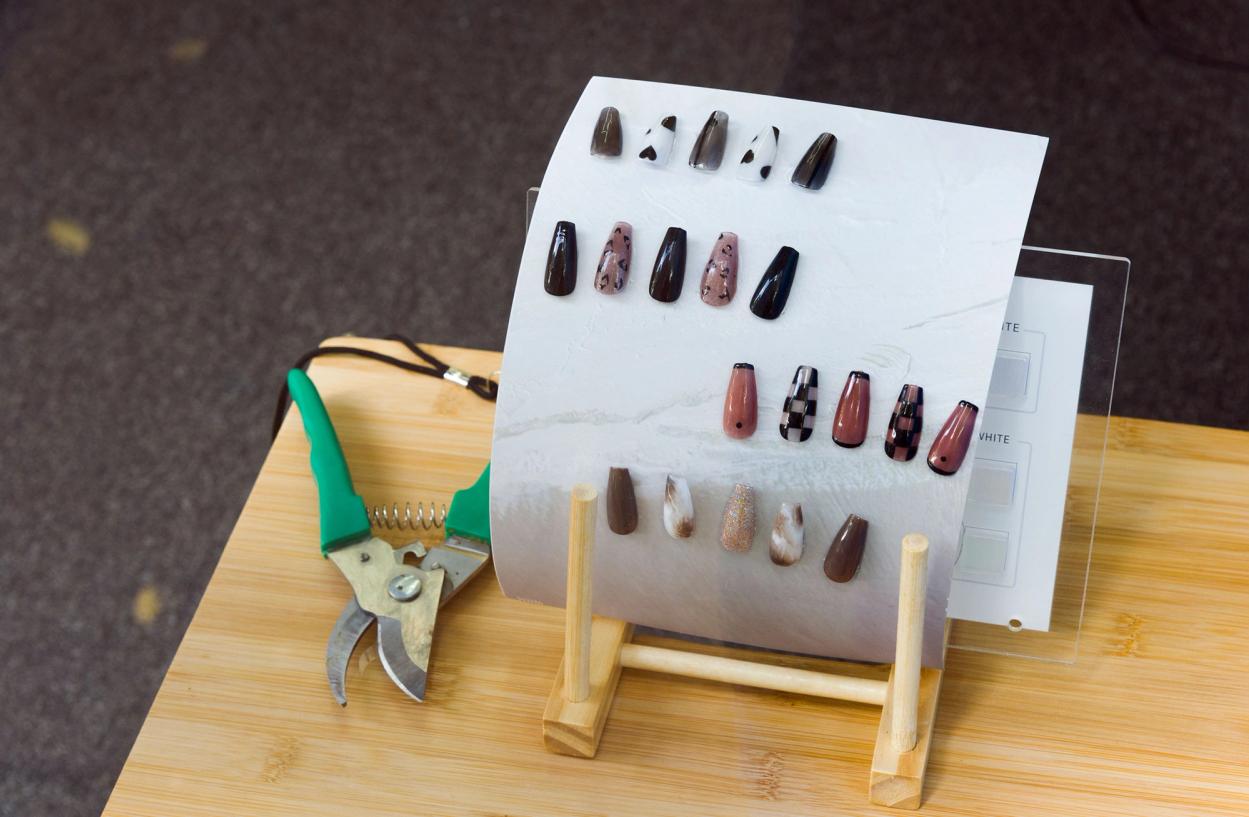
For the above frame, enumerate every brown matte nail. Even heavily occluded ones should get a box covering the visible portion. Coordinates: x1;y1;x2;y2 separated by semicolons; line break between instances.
832;371;870;448
699;231;739;306
606;467;638;534
884;384;924;462
720;483;756;553
927;400;979;476
594;222;632;294
824;514;868;583
722;363;757;439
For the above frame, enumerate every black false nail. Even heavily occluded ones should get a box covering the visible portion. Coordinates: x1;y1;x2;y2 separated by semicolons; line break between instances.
688;110;729;170
590;106;622;157
544;221;577;296
791;132;837;190
649;227;687;303
749;246;799;320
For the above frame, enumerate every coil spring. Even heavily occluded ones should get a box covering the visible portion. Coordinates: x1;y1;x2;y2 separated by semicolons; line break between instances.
369;501;446;531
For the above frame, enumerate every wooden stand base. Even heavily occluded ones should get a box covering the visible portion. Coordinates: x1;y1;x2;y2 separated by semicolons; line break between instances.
542;485;945;809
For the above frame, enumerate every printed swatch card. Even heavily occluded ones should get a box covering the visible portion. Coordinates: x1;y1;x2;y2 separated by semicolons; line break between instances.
491;77;1047;667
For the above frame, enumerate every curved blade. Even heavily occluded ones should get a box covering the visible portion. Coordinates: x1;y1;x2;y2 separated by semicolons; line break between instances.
326;597;374;706
376;615;429;702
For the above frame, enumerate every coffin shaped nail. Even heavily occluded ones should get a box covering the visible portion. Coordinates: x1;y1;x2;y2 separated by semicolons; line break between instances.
791;132;837;190
663;474;695;539
606;467;638;535
699;231;738;306
779;365;818;442
769;502;804;566
824;514;868;583
737;126;779;182
638;115;677;165
594;222;633;294
689;110;729;170
590;106;622;157
649;227;687;302
884;384;924;462
928;400;979;475
723;363;757;439
720;483;756;553
749;246;799;320
832;371;871;448
543;221;576;296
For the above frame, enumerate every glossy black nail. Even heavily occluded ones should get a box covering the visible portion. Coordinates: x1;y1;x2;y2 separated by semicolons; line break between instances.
649;227;687;303
791;132;837;190
749;246;799;320
590;106;622;157
543;221;577;296
689;110;729;170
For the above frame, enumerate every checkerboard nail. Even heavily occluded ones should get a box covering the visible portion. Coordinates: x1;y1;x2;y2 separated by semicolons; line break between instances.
884;384;924;461
779;365;819;442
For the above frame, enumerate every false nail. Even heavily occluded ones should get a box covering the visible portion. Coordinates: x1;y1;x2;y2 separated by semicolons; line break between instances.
590;106;623;157
663;475;695;539
749;246;799;320
791;132;837;190
606;467;638;535
594;222;632;294
824;514;868;583
699;231;738;306
769;502;804;566
649;226;687;302
719;483;756;553
928;400;979;476
543;221;576;296
737;125;779;182
723;363;757;439
884;384;924;462
779;365;818;443
832;371;871;448
688;110;729;170
638;115;677;165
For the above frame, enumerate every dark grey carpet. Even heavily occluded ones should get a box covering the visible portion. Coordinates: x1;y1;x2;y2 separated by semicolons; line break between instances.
0;1;1244;814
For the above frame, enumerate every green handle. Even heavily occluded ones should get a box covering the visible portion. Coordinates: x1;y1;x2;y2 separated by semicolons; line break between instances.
446;463;491;543
286;369;371;554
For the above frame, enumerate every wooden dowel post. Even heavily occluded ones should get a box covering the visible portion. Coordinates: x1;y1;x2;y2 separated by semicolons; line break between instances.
563;484;598;703
891;533;929;753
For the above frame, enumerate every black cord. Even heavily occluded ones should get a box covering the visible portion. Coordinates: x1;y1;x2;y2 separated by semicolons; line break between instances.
272;334;498;440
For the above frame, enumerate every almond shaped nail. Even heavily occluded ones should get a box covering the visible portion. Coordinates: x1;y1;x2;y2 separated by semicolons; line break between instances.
594;221;632;294
723;362;757;439
737;126;779;182
638;114;677;165
699;231;738;306
928;400;979;476
779;365;818;443
824;514;868;583
543;221;576;296
884;384;924;462
749;246;798;320
590;106;622;157
769;502;804;566
663;474;695;539
606;467;638;535
832;371;871;448
791;132;837;190
720;483;756;553
649;226;687;303
689;110;729;170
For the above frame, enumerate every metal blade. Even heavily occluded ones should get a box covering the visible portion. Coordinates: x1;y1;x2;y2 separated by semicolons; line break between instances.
326;597;374;706
419;535;491;607
376;614;429;702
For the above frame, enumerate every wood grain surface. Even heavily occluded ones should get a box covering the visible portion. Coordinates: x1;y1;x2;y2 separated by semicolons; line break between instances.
103;338;1249;816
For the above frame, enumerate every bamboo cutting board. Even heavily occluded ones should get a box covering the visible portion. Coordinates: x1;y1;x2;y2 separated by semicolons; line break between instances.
103;338;1249;816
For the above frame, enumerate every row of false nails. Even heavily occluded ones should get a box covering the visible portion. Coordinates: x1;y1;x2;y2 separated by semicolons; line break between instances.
591;107;837;190
606;470;869;582
545;221;799;319
727;364;979;476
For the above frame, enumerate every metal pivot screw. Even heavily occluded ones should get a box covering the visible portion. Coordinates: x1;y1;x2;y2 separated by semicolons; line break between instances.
387;573;422;602
359;552;371;563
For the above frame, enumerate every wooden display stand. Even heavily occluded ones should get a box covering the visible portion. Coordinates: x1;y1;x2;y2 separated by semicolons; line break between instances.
543;485;946;810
